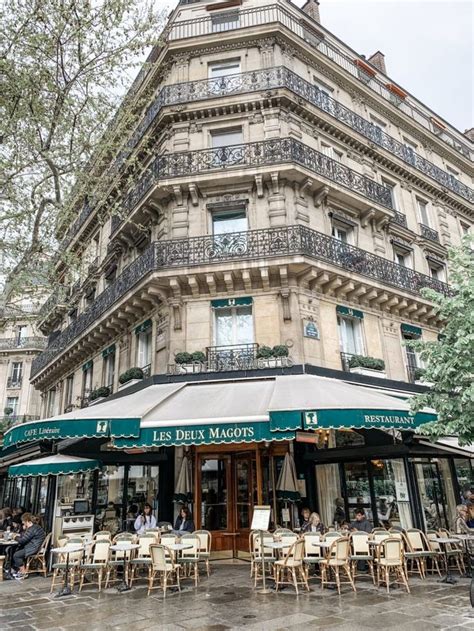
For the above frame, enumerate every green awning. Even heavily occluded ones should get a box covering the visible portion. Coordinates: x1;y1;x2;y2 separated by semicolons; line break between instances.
401;323;422;337
114;421;294;449
82;360;93;372
211;297;252;308
2;417;141;449
102;344;116;358
336;305;364;319
301;408;435;431
8;455;101;478
135;319;152;335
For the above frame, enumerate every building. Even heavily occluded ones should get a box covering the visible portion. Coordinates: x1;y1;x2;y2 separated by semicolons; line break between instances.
1;0;472;554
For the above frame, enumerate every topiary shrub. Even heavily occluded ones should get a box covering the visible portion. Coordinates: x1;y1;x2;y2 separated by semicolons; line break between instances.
256;345;274;359
4;407;13;416
191;351;206;363
90;386;111;401
119;367;144;384
175;352;193;365
414;367;426;381
348;355;385;371
272;345;289;357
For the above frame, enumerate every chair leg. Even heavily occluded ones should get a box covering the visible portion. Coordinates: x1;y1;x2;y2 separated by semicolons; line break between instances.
345;564;356;592
368;561;375;585
335;567;341;595
163;572;168;597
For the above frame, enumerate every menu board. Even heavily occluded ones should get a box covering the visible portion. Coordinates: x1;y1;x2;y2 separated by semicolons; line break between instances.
251;505;271;531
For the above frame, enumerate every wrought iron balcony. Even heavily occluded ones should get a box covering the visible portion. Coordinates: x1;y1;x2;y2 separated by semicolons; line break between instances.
419;223;440;242
31;225;449;379
390;211;408;228
0;337;46;351
7;377;22;389
167;3;470;161
207;343;259;372
38;286;70;321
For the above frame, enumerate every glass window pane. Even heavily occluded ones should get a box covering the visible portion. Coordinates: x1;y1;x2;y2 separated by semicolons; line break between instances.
454;458;473;497
371;459;413;529
235;306;253;344
126;465;159;513
212;210;247;234
201;458;228;530
414;460;449;530
236;459;250;529
212;129;243;148
96;465;124;532
316;463;344;528
209;61;240;78
215;308;233;346
344;462;373;524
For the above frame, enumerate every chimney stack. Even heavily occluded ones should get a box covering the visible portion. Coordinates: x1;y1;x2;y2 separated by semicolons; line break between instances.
367;51;387;75
464;128;474;142
302;0;321;24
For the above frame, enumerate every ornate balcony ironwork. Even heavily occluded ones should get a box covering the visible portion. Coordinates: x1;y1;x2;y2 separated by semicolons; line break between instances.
0;337;47;351
419;223;440;242
390;211;408;228
167;3;470;160
38;287;70;321
31;225;449;379
207;343;259;372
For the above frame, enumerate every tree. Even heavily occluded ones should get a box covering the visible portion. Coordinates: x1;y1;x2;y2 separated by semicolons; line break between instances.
0;0;168;295
409;236;474;445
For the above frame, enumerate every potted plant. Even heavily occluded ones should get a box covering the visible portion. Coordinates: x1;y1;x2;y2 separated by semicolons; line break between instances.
118;367;144;390
348;355;387;378
4;407;13;417
413;367;433;387
89;386;111;405
174;351;206;374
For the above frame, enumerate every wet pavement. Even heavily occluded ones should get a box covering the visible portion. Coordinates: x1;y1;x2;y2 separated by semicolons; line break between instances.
0;561;472;630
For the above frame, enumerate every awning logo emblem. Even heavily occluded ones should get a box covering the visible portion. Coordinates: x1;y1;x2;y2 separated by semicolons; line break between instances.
304;411;318;427
96;420;109;434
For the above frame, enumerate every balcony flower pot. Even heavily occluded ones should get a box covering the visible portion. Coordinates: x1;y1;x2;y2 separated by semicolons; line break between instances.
118;368;144;390
348;355;386;378
354;59;376;83
349;366;387;379
386;83;407;107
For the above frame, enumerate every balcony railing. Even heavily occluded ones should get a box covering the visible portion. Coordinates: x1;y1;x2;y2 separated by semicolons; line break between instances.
0;337;46;351
31;225;449;379
167;3;470;160
390;211;408;228
7;377;22;389
207;343;259;372
63;65;472;249
38;286;70;321
419;223;440;242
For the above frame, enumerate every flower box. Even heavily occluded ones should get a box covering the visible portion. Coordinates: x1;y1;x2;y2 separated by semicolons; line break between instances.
89;396;107;406
349;366;387;379
355;59;377;77
118;379;142;391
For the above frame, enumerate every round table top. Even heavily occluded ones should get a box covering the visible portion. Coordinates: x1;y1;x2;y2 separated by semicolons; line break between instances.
0;540;18;546
110;543;140;551
167;543;193;551
51;545;84;554
266;541;288;549
433;537;462;544
451;534;474;540
312;541;334;549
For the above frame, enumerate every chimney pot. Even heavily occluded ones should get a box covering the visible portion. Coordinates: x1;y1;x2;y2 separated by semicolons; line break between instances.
302;0;321;24
367;51;387;75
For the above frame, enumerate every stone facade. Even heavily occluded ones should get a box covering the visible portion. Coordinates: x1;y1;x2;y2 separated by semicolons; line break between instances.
30;0;472;417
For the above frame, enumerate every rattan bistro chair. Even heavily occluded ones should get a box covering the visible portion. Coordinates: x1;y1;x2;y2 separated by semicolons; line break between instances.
50;537;83;593
302;532;324;581
375;537;410;594
129;533;156;586
105;533;137;588
349;531;375;584
274;538;309;595
79;540;111;592
404;528;439;579
194;530;212;577
180;534;200;586
438;528;466;574
251;530;276;587
25;532;51;578
147;544;181;597
320;537;356;595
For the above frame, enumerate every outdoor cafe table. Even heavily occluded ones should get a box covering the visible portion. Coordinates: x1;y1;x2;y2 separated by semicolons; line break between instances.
166;542;193;562
50;544;84;597
432;537;462;585
0;540;18;575
110;543;140;592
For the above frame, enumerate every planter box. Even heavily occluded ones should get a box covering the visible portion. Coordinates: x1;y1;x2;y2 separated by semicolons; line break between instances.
349;367;387;379
415;379;434;387
118;379;143;391
257;357;289;368
175;363;205;374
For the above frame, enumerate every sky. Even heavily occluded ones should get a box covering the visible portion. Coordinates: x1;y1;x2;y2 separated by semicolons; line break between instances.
158;0;473;134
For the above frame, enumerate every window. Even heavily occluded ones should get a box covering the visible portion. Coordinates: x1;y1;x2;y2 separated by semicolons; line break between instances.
211;10;240;33
337;315;363;356
417;198;430;226
403;137;417;165
393;248;412;268
208;59;241;78
10;362;23;386
321;143;343;161
64;374;74;411
460;222;471;237
369;114;386;144
212;207;247;235
46;388;56;417
103;352;116;391
211;128;243;148
16;325;27;346
137;328;152;373
331;222;352;244
446;165;459;178
6;396;19;417
214;303;254;347
82;363;93;398
402;330;422;381
381;178;399;211
429;265;445;282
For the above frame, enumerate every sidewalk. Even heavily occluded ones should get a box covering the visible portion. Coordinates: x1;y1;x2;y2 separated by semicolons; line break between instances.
0;562;472;631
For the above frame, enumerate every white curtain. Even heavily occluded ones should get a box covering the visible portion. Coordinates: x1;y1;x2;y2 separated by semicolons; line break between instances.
392;459;413;529
316;464;342;528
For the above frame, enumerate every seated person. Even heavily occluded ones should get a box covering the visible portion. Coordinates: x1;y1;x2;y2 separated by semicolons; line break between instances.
1;507;14;531
134;503;157;534
172;507;195;535
350;508;372;533
11;513;46;580
303;512;325;534
299;507;311;531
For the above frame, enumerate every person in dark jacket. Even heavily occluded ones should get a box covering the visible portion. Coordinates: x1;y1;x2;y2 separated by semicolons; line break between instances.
172;507;195;535
349;508;372;533
11;513;46;579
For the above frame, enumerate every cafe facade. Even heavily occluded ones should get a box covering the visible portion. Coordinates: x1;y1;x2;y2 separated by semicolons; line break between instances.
1;366;472;557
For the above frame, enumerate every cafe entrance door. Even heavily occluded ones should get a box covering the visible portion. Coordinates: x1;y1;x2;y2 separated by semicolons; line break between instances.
195;448;258;557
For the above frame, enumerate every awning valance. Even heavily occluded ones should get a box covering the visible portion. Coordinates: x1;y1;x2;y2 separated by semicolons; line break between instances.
135;319;152;335
102;344;116;358
336;305;364;319
8;455;101;478
401;323;422;337
82;360;93;372
211;297;252;309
